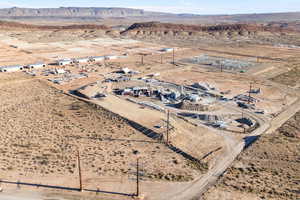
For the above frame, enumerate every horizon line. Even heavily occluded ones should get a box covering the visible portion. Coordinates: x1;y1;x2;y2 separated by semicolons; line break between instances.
0;6;299;16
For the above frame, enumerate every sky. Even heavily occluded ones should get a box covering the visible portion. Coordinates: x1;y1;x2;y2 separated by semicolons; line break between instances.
1;0;300;15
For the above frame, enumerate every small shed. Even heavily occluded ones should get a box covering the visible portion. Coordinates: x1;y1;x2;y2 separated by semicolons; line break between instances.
0;65;24;72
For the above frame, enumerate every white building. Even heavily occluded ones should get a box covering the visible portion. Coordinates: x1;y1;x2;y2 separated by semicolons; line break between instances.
26;63;46;69
0;65;24;72
90;56;105;62
57;59;73;66
73;57;90;64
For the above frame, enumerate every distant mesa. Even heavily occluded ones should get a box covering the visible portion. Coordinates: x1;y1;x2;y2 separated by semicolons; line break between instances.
0;7;147;18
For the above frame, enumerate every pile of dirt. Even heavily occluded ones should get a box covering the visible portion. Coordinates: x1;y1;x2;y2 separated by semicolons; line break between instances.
203;111;300;200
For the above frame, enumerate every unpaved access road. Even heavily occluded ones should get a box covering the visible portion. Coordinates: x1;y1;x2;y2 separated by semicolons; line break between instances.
162;103;271;200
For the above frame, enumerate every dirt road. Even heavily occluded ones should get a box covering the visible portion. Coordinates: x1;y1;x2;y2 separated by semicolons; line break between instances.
162;103;271;200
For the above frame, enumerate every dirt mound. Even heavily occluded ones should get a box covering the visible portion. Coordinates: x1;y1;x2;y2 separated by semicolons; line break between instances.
0;20;109;30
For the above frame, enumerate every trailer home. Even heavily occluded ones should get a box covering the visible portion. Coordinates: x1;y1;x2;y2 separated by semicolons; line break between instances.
26;63;46;69
0;65;24;72
57;59;73;66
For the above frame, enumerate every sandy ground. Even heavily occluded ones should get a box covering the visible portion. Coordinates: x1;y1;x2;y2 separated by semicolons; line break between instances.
0;73;203;191
0;28;299;200
91;94;225;162
203;112;300;200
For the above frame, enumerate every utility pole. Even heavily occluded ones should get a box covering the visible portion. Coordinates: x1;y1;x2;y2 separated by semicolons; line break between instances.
248;82;253;104
77;149;83;192
136;157;140;197
161;54;163;64
242;110;246;134
172;48;175;65
141;54;144;65
166;110;170;144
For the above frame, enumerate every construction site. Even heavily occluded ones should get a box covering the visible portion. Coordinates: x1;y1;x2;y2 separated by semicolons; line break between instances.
0;10;299;200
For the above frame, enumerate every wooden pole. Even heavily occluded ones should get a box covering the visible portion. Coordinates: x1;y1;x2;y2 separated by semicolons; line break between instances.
77;149;83;192
161;54;163;64
167;110;170;144
242;110;246;134
136;158;139;197
172;48;175;65
248;83;253;104
141;55;144;65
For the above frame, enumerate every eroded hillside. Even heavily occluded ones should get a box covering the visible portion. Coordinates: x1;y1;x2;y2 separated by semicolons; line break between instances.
121;22;300;46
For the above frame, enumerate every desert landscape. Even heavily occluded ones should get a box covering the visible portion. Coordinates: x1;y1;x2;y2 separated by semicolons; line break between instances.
203;111;300;200
0;5;299;200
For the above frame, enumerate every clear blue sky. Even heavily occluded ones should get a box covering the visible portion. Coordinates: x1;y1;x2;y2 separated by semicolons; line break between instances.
1;0;300;14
